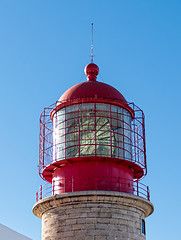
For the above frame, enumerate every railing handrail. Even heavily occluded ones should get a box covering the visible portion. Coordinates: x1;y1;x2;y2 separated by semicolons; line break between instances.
36;177;150;202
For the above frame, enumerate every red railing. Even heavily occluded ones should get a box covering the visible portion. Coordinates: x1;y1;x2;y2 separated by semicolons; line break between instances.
39;100;147;179
36;177;150;202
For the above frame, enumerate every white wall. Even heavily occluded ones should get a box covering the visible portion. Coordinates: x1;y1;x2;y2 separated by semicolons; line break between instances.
0;224;32;240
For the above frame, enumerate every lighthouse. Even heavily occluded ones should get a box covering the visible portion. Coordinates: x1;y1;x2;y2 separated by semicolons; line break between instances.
33;62;154;240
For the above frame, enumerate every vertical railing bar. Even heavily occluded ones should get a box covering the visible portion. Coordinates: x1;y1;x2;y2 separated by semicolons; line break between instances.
40;185;42;200
78;104;81;157
147;186;150;201
36;191;38;202
137;180;139;196
42;111;46;167
94;102;97;156
110;104;112;157
52;180;54;195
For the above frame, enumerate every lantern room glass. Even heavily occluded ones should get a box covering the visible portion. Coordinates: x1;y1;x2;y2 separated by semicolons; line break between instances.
53;103;132;161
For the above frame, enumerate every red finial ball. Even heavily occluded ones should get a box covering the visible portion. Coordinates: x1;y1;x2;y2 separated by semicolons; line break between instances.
84;63;99;81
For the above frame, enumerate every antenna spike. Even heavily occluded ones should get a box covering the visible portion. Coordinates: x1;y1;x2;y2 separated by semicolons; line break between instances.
91;23;93;63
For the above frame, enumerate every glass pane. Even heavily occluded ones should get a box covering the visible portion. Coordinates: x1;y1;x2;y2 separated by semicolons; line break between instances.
53;108;66;161
96;103;110;118
66;104;79;113
97;144;111;157
96;103;110;111
111;105;117;113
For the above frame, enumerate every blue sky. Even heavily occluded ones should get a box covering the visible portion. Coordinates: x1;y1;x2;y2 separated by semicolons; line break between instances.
0;1;181;239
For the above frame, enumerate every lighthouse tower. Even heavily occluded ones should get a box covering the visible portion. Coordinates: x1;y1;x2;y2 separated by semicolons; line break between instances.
33;62;153;240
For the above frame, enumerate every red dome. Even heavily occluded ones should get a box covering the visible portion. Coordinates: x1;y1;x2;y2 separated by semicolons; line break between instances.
58;63;127;104
59;80;127;103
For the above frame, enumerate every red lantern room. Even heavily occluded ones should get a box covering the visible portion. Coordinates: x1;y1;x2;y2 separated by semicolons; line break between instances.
37;62;148;200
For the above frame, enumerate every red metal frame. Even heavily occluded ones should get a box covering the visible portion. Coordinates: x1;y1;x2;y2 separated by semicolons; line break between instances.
39;100;147;180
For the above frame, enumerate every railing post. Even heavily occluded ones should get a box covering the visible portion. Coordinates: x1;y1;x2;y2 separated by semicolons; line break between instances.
137;180;139;196
147;186;150;201
40;185;42;200
52;181;54;195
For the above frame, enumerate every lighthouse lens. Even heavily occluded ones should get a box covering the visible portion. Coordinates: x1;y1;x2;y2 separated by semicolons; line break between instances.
53;103;132;161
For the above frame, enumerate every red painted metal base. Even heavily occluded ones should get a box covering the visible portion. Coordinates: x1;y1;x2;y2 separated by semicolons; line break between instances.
42;157;144;195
